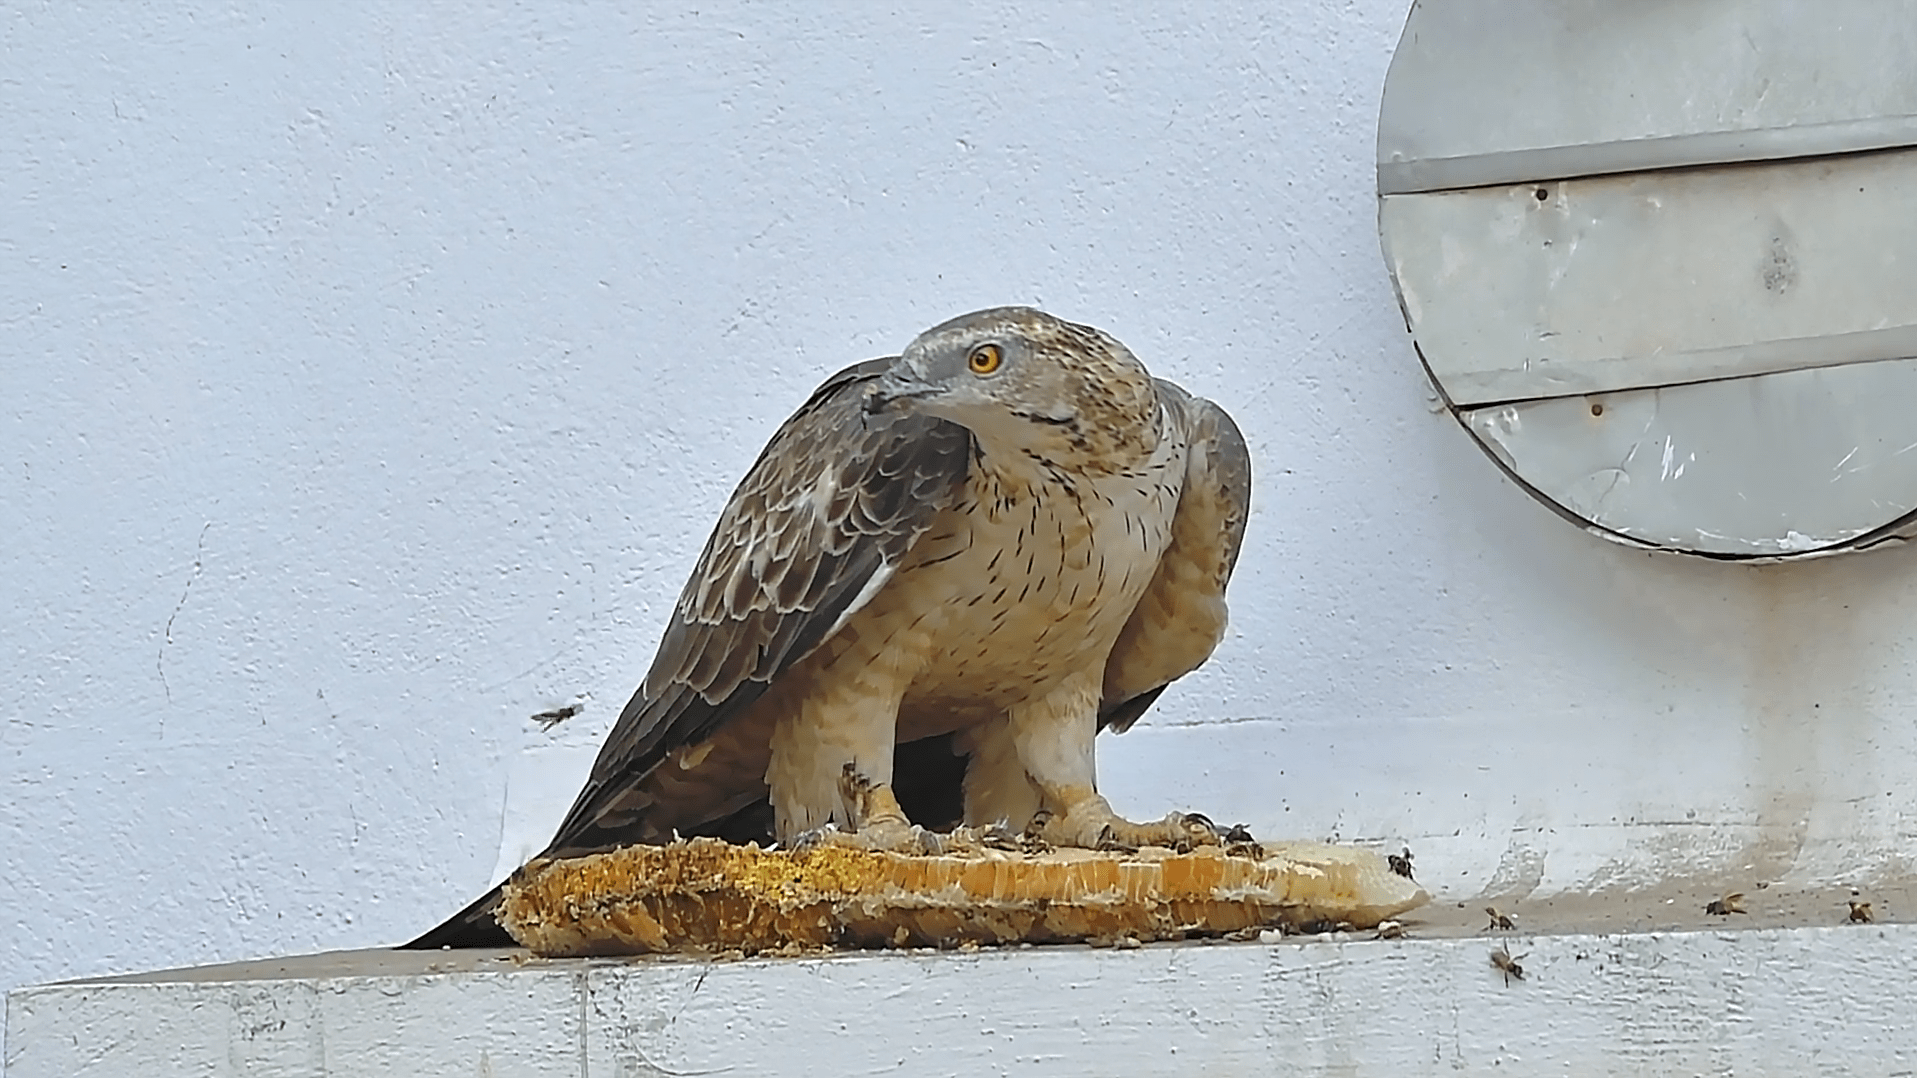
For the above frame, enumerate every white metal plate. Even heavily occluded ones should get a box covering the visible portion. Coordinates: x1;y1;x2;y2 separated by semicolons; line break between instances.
1462;360;1917;557
1385;151;1917;409
1377;0;1917;195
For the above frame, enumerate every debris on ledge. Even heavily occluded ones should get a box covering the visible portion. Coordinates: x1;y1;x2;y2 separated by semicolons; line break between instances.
497;836;1430;957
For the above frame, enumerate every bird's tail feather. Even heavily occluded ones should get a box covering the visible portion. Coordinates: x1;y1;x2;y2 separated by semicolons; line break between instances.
402;881;515;949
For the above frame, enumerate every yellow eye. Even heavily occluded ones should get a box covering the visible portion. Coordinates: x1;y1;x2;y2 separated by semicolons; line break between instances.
968;344;1003;375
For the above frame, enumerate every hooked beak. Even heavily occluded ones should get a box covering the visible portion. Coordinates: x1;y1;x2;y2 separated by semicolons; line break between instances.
864;369;938;415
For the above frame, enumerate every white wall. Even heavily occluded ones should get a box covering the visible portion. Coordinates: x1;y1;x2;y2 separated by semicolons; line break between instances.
7;0;1917;1027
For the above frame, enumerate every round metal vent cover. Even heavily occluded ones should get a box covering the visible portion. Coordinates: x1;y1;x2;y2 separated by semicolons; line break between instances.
1378;0;1917;559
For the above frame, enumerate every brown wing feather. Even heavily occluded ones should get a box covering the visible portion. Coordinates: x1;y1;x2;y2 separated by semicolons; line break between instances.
541;358;972;857
1098;382;1252;732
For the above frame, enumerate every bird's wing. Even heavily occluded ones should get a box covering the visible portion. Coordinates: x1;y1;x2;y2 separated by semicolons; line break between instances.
1098;381;1252;732
545;357;973;856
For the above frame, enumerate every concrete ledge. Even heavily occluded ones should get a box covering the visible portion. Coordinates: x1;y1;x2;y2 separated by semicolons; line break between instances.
8;925;1911;1077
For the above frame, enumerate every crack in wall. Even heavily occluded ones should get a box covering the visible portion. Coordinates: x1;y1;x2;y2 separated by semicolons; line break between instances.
157;521;212;723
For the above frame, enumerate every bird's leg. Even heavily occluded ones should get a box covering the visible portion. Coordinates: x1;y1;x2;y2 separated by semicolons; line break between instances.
1007;675;1221;852
957;716;1044;833
834;763;919;847
830;766;996;855
786;766;974;855
769;668;964;854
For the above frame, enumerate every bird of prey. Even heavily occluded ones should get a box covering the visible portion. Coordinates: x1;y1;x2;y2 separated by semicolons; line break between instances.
410;307;1251;948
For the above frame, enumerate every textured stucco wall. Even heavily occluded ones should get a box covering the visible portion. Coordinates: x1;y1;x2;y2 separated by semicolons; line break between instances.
7;0;1917;1034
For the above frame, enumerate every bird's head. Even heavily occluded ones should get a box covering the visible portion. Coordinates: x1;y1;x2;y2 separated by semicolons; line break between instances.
867;307;1160;473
